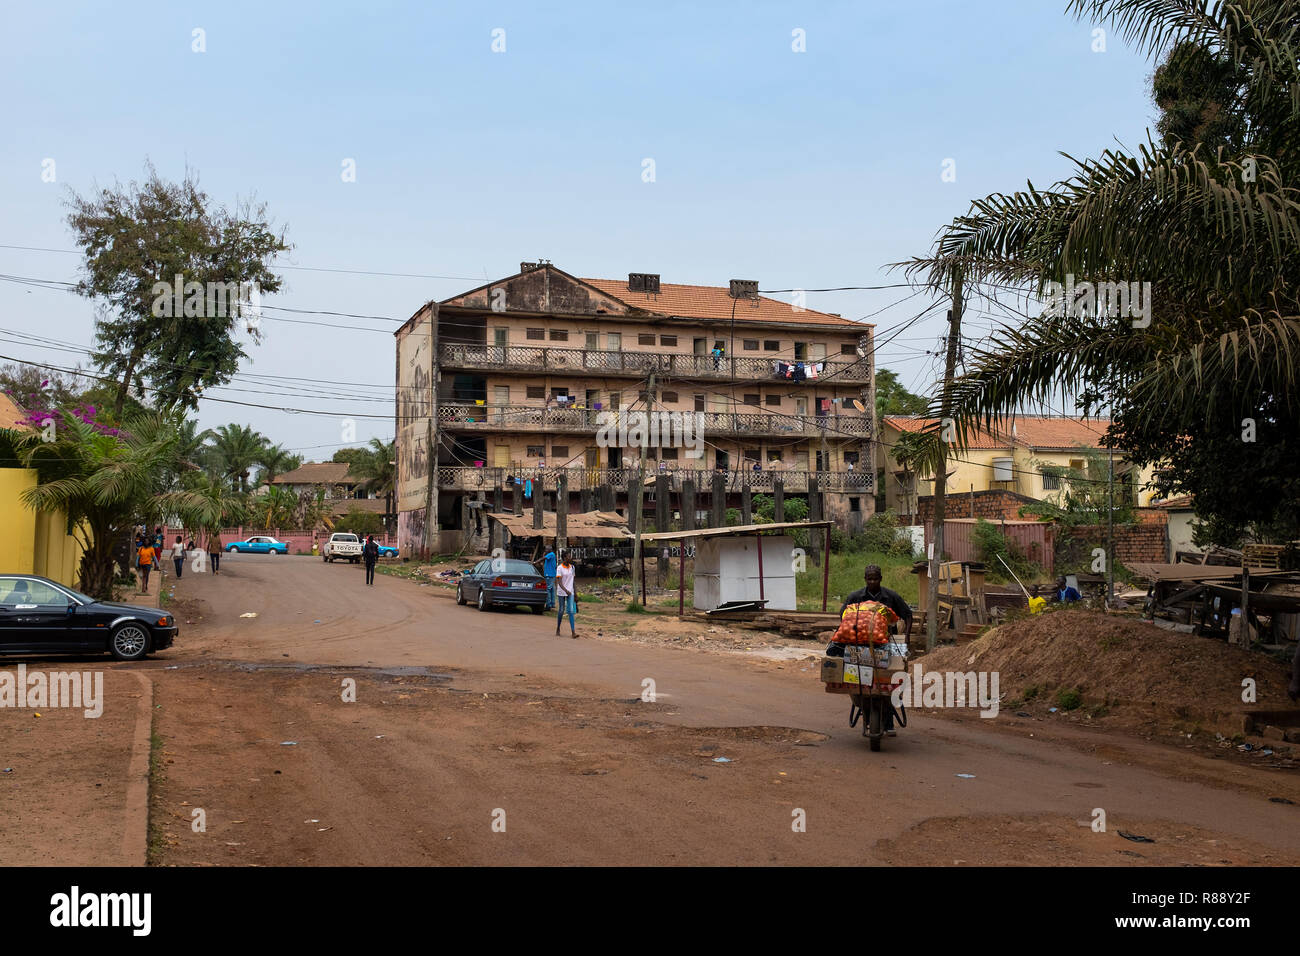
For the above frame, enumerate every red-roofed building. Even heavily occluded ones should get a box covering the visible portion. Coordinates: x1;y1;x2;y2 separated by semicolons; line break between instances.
394;262;876;554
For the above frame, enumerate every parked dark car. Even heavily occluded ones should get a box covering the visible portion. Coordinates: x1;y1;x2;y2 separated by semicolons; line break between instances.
0;575;177;661
455;558;547;613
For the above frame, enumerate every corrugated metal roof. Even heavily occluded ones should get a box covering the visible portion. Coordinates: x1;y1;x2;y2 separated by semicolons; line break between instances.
639;520;833;541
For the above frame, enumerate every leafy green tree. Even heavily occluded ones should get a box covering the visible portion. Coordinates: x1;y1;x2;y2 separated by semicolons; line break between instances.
875;368;929;420
331;447;369;467
0;364;81;411
908;0;1300;545
65;163;288;418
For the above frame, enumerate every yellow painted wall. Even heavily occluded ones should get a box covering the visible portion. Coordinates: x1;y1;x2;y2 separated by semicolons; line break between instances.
876;423;1162;510
0;469;37;573
0;468;85;588
34;509;85;588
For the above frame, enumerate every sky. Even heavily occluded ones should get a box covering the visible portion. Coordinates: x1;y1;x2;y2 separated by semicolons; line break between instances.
0;0;1162;459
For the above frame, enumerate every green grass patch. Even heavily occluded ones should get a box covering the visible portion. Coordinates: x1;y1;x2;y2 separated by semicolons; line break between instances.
147;724;166;866
796;548;917;612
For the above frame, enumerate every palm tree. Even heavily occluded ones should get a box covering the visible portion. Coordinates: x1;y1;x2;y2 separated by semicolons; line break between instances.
906;0;1299;532
187;471;250;534
256;442;302;487
207;423;266;493
252;485;298;528
14;411;215;598
347;438;397;529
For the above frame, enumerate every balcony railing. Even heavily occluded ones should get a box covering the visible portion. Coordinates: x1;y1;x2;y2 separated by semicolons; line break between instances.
436;465;875;494
436;403;871;438
440;343;872;383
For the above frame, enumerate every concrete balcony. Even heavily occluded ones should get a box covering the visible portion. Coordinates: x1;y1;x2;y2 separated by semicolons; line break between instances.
439;343;872;384
436;465;875;495
436;403;872;439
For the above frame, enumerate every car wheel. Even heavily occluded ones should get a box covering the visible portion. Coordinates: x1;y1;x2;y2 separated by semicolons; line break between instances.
322;553;327;562
269;548;279;555
456;583;467;605
530;604;543;615
110;623;150;661
229;546;240;553
477;589;490;611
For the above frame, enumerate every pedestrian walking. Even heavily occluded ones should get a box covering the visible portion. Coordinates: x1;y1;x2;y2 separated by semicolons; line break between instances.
208;527;222;575
137;539;157;594
542;545;558;610
363;534;379;586
173;534;185;579
554;550;578;638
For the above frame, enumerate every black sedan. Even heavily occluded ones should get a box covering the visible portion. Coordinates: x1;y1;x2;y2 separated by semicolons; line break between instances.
0;575;177;661
455;558;548;613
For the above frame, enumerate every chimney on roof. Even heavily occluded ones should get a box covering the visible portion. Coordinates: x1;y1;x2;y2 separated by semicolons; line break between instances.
520;261;549;273
729;279;758;299
628;272;660;293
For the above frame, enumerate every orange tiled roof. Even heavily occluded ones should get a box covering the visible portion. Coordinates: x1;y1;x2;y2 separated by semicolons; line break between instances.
581;278;860;328
1001;416;1110;450
0;392;29;430
883;416;1007;450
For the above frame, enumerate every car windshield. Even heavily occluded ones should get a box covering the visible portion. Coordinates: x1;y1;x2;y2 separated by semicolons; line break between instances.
336;535;358;542
501;560;539;576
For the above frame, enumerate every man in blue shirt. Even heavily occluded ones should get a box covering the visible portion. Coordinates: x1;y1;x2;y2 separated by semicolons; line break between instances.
1052;576;1082;603
541;546;558;610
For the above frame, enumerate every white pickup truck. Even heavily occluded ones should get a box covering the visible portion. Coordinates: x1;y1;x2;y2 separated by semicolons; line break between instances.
322;532;363;564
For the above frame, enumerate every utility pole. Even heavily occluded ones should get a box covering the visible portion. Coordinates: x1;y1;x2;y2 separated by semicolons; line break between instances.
927;269;962;652
630;371;655;606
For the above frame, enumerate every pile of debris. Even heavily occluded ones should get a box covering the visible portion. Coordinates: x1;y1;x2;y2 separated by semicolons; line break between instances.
1130;561;1300;643
924;609;1296;743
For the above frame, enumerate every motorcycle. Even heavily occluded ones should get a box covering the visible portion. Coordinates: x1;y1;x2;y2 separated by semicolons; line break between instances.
822;632;908;752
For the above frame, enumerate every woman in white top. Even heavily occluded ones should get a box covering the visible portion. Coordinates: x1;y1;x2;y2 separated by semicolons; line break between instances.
554;551;578;638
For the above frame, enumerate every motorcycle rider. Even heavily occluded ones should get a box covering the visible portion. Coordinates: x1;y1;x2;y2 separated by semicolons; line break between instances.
836;564;913;736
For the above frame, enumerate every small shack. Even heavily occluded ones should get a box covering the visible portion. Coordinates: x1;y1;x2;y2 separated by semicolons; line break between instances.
486;510;632;565
639;521;834;615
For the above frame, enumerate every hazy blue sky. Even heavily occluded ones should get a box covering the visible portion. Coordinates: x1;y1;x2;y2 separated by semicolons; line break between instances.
0;0;1161;456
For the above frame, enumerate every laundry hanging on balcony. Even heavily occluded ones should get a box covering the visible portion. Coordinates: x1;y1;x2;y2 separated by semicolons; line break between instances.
774;361;825;382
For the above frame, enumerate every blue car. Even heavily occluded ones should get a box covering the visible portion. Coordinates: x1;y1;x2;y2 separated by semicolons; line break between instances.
376;544;398;558
224;535;289;555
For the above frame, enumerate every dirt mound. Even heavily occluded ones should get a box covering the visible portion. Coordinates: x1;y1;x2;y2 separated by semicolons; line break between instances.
923;610;1296;739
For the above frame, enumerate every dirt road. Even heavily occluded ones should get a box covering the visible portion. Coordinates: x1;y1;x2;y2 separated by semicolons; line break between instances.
46;555;1300;865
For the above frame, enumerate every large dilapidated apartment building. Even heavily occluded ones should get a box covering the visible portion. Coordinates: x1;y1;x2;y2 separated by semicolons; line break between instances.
394;262;876;555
